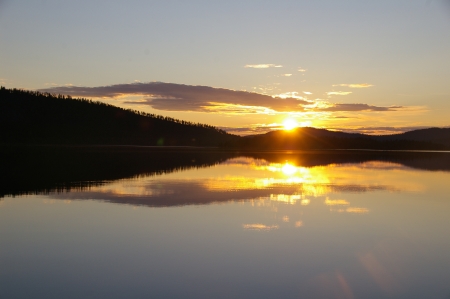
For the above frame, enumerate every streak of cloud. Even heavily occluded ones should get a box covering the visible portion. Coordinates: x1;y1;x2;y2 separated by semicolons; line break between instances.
346;207;369;214
318;103;402;112
245;64;283;68
325;198;350;206
327;91;353;96
333;83;374;88
330;126;443;135
243;224;279;231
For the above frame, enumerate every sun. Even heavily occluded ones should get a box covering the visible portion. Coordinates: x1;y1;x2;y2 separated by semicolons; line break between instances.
281;163;297;176
283;118;298;131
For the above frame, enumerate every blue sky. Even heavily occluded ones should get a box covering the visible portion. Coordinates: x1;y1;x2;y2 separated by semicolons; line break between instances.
1;0;450;134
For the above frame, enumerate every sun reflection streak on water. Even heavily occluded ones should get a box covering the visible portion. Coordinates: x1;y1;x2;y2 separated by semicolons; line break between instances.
202;161;333;197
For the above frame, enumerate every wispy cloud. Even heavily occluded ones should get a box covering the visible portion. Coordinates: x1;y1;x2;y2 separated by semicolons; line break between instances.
303;91;312;95
275;91;306;100
243;224;279;231
44;82;74;87
0;78;11;85
327;91;353;96
325;198;350;206
245;64;282;69
333;83;374;88
282;74;292;77
345;207;369;214
318;103;402;112
298;67;307;72
330;126;440;135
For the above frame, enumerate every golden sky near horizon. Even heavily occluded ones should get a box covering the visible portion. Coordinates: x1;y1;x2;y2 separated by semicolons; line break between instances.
1;1;450;135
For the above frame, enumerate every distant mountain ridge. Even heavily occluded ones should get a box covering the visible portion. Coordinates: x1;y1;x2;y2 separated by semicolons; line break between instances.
1;86;449;150
375;128;450;146
224;127;450;150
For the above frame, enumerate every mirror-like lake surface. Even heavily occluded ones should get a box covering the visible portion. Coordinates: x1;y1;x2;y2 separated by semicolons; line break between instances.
1;147;450;299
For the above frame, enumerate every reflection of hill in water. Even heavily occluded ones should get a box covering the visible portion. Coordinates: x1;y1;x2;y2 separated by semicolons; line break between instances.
240;150;450;171
2;146;450;199
0;145;236;198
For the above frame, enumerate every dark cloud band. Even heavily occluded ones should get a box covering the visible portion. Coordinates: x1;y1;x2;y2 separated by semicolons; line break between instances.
39;82;405;113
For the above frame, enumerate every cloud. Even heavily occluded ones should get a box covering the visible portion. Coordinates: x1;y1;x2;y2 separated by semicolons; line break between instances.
333;83;374;88
245;64;283;68
345;207;369;214
318;103;402;112
330;116;355;119
303;91;312;95
282;74;292;77
39;82;409;115
298;68;307;72
243;224;279;231
0;77;10;85
327;91;353;96
39;82;310;113
330;126;439;135
325;198;350;206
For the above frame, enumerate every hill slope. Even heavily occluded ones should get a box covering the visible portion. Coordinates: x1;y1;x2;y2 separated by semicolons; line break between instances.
375;128;450;147
0;87;238;146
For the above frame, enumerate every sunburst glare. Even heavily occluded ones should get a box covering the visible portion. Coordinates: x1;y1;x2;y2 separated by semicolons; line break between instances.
281;163;297;176
283;118;298;131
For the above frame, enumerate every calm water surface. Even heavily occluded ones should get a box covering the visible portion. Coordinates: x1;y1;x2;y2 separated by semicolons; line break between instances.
1;149;450;299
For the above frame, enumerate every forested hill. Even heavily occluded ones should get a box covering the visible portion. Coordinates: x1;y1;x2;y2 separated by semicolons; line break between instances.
0;87;238;146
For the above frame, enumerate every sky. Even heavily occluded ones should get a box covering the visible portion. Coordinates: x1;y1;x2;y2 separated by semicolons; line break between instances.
1;0;450;135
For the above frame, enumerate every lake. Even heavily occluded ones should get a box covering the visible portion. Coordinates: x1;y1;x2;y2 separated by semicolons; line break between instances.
1;147;450;299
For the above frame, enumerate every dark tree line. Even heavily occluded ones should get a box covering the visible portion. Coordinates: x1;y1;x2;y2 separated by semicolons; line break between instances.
0;87;238;146
0;145;239;198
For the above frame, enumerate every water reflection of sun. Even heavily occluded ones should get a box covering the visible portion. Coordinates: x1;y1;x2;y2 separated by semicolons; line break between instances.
281;163;297;176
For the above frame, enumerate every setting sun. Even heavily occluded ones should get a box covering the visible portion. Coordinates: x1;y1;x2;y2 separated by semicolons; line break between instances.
283;119;298;131
281;163;297;176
